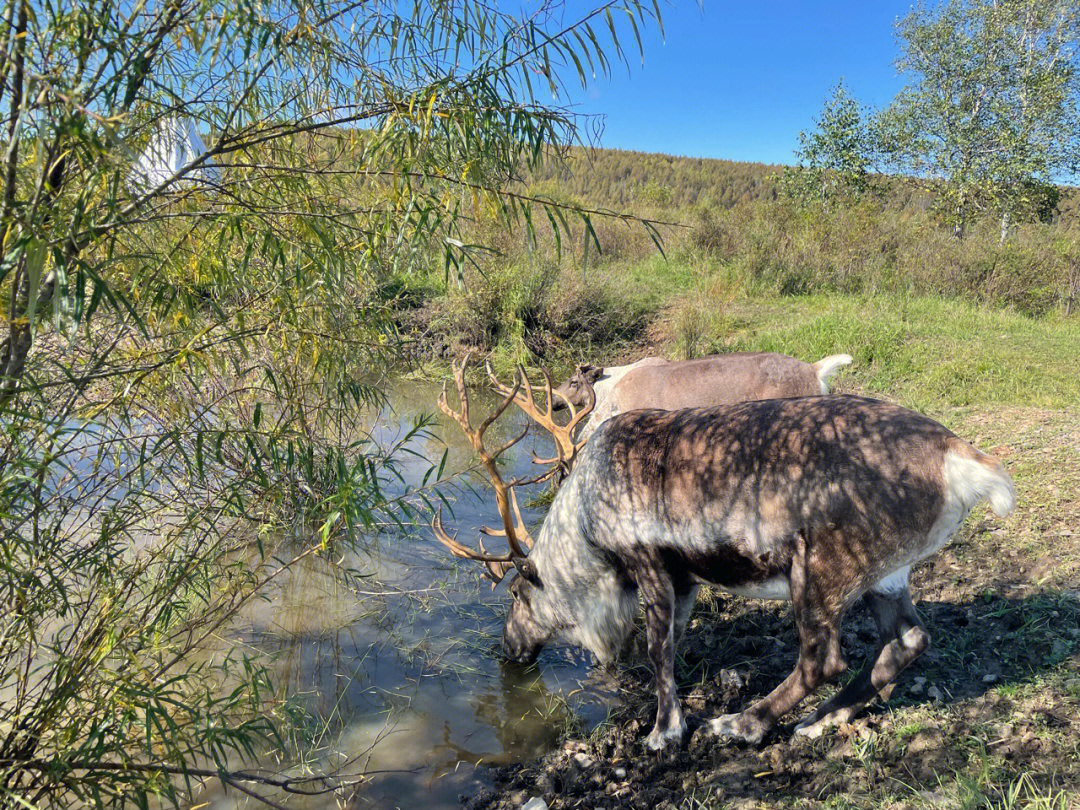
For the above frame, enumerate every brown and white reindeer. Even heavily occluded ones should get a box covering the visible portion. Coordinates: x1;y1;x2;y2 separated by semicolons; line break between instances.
553;352;854;441
433;356;1015;750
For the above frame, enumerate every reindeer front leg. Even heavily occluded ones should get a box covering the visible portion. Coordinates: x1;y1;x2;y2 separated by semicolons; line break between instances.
637;562;685;751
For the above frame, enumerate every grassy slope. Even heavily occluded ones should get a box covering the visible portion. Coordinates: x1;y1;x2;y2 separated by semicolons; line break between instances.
608;254;1080;410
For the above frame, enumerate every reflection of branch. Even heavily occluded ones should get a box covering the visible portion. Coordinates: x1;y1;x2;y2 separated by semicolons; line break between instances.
4;757;417;799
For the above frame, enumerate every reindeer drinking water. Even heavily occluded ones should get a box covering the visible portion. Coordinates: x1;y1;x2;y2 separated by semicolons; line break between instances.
433;355;1015;750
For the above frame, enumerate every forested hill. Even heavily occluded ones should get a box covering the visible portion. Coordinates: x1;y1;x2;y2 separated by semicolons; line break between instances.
528;148;781;209
528;146;1079;221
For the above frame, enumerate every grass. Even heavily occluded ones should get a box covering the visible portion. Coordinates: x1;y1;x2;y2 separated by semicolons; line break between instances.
418;247;1080;415
606;255;1080;415
712;292;1080;413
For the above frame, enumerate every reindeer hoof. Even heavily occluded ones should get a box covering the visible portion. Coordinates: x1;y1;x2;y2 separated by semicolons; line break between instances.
792;718;829;740
707;713;765;745
793;708;850;740
644;721;685;751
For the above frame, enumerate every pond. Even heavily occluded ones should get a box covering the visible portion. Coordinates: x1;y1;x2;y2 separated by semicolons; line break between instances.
229;379;620;809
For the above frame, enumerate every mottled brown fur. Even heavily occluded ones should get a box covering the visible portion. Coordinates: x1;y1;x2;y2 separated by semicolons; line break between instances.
499;395;1014;750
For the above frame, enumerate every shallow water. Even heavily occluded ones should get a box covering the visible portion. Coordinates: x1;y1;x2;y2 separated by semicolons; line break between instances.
230;380;619;809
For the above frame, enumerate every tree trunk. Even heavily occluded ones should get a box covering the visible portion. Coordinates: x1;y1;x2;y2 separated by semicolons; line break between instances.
1066;260;1079;317
999;208;1012;245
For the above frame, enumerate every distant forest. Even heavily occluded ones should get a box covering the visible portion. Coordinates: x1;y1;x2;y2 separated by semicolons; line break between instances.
528;146;1080;222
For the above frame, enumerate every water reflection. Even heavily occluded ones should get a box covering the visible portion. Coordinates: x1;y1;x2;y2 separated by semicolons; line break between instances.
432;661;566;776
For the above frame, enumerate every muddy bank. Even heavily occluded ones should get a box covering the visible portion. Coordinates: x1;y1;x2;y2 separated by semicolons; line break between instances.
467;562;1080;810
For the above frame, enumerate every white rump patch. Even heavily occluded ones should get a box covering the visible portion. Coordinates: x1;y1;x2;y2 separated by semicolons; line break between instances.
924;448;1016;560
944;450;1016;518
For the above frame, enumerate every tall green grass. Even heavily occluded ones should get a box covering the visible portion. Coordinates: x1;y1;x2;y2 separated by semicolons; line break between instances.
712;292;1080;413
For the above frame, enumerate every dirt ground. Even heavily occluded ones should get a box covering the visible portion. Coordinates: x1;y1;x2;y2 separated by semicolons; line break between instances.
468;407;1080;810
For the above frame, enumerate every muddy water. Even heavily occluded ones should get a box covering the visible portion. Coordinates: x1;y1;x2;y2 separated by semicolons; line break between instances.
232;380;619;809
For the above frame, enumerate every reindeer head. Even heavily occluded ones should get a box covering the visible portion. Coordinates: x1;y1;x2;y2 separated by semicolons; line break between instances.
502;561;552;663
431;353;595;661
551;364;604;411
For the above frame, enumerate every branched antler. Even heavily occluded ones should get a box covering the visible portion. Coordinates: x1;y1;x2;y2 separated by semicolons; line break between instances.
485;359;595;483
432;353;597;584
432;353;535;584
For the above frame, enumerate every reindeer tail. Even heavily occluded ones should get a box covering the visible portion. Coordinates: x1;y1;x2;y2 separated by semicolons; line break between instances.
945;440;1017;518
812;354;854;393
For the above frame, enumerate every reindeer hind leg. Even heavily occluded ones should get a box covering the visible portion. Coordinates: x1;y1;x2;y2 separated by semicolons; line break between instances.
710;532;847;745
794;575;929;739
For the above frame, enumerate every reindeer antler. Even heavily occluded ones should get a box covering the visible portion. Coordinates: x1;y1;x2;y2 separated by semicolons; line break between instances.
432;353;536;585
485;359;595;483
433;354;599;584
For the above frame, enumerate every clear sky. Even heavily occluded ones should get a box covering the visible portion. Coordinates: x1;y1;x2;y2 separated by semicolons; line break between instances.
563;1;916;165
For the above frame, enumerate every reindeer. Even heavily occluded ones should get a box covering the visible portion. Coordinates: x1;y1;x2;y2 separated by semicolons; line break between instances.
554;352;854;440
433;356;1015;750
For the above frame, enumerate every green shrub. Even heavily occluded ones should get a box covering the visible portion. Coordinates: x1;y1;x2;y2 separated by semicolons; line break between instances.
422;258;649;365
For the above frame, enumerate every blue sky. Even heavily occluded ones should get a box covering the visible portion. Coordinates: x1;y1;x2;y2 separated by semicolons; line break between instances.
562;1;915;165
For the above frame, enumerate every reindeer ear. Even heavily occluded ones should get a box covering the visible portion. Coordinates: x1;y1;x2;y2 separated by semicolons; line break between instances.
517;558;542;588
581;364;603;384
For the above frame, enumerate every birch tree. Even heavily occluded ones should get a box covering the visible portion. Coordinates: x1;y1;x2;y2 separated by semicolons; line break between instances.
878;0;1079;240
780;82;876;205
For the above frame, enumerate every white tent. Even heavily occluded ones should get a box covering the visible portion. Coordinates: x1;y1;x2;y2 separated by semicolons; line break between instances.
132;117;221;190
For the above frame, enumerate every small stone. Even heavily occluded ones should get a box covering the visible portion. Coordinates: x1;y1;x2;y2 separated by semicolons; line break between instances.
926;685;944;702
719;668;747;690
614;767;627;779
573;752;594;769
521;798;548;810
909;681;925;695
982;673;999;684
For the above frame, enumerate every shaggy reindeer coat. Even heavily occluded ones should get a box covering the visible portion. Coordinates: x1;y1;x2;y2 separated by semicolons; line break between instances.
502;395;1014;749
